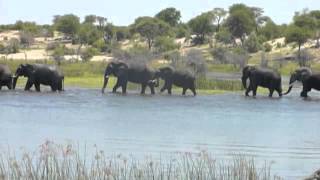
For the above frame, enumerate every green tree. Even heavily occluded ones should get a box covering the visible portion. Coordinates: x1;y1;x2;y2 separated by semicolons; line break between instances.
134;17;172;49
188;12;215;45
155;7;181;27
243;32;261;53
285;25;312;66
226;4;256;44
54;14;80;38
211;8;227;32
154;36;179;53
259;20;280;40
310;10;320;47
84;15;97;25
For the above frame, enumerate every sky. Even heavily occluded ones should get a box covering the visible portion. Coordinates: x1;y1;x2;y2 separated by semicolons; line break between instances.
0;0;319;25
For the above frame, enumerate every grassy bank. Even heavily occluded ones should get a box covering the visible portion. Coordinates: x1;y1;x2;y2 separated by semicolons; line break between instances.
0;142;283;180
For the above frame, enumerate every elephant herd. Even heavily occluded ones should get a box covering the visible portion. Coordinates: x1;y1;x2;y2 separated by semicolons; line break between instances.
0;62;320;98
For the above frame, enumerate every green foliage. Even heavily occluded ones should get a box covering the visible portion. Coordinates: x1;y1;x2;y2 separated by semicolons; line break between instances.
215;29;233;44
133;17;172;49
54;14;80;37
92;39;108;52
114;26;130;41
154;36;180;53
84;15;97;25
14;21;39;35
259;20;280;40
155;7;181;27
285;25;311;48
78;23;102;45
174;24;190;38
81;47;99;62
211;8;227;32
188;12;215;45
263;43;272;52
226;4;256;43
243;32;262;53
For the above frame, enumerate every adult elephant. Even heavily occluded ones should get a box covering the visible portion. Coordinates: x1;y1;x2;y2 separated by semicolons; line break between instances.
155;66;196;96
13;64;64;92
101;62;158;94
0;64;15;90
283;67;320;97
242;65;282;97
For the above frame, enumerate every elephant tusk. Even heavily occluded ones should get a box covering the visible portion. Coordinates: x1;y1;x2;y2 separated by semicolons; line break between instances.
105;75;109;78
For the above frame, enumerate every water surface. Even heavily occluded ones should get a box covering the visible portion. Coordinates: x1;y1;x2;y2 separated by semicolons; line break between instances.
0;88;319;179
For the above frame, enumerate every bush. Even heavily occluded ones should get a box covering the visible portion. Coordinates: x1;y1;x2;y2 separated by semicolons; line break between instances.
92;39;108;52
243;32;262;53
154;36;180;53
46;42;60;51
174;24;190;38
81;47;99;62
210;46;248;69
215;30;233;45
263;43;272;52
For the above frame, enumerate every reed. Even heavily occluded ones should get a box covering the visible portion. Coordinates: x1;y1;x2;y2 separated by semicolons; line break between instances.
0;141;283;180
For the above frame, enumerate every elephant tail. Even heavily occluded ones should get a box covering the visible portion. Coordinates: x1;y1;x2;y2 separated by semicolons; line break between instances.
62;76;65;91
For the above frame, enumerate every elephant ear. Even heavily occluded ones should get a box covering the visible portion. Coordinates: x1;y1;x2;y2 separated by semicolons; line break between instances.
114;62;128;76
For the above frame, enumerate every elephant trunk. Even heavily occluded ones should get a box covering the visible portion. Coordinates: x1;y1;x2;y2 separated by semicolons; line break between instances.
241;76;248;89
12;76;19;90
282;75;296;95
101;75;109;93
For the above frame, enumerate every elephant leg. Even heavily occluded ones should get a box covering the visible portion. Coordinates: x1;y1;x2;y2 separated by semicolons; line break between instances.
190;87;197;96
160;85;167;93
167;84;172;95
140;84;147;94
35;83;41;92
0;85;2;90
121;83;127;94
245;87;251;96
182;88;187;95
112;80;121;93
58;81;63;91
7;85;11;90
301;85;311;97
252;86;258;97
25;79;34;91
268;88;274;97
276;87;282;97
149;84;155;95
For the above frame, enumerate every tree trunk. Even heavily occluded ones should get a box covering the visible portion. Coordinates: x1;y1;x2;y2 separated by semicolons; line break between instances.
148;39;152;50
298;44;302;67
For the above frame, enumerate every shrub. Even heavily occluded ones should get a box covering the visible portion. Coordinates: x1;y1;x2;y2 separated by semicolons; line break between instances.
263;43;272;52
80;47;99;62
243;32;262;53
154;36;180;53
93;39;108;52
215;30;233;45
46;42;60;51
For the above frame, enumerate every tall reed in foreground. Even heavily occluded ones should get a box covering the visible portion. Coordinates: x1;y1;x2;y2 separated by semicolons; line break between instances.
0;141;283;180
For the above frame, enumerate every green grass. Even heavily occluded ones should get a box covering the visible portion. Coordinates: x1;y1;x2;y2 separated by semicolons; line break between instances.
0;141;283;180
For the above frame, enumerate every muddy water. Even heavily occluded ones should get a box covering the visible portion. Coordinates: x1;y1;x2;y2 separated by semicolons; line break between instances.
0;88;319;179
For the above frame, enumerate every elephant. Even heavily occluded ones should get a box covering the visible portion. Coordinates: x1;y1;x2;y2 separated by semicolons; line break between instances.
13;64;64;92
101;62;159;94
283;67;320;97
155;66;196;96
241;65;282;97
0;64;15;90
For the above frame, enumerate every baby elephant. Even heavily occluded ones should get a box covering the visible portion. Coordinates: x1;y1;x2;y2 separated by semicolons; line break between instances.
155;66;196;96
0;64;14;90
